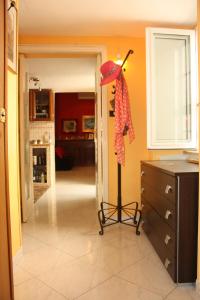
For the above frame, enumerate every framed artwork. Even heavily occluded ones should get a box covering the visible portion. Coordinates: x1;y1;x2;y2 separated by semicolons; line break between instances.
63;120;77;133
82;115;95;132
7;0;17;73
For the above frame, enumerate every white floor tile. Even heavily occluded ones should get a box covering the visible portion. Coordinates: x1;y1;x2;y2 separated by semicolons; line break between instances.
38;260;112;299
14;278;66;300
118;252;176;297
13;265;33;286
17;244;75;276
76;276;163;300
21;234;47;254
77;243;144;274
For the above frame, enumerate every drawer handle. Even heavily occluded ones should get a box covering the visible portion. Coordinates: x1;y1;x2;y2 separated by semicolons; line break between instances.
141;171;145;177
141;203;144;209
165;185;172;194
164;234;171;245
141;188;145;194
164;258;171;269
165;210;172;220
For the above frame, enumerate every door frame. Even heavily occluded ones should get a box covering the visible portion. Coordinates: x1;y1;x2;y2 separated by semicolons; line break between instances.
19;44;109;205
0;0;14;299
19;55;34;222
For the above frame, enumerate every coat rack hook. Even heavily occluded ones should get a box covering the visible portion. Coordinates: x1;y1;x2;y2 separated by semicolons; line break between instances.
121;49;134;68
8;0;17;11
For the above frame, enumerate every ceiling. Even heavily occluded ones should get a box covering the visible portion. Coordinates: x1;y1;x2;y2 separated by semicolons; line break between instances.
19;0;197;37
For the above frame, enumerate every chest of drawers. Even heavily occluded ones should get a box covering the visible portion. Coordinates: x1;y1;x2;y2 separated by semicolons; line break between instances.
141;160;199;283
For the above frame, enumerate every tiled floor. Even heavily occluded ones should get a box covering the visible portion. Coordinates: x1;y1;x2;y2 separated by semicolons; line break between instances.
14;166;200;300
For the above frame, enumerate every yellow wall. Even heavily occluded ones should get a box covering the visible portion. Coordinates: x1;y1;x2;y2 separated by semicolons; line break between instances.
7;0;22;256
7;71;21;256
19;35;182;206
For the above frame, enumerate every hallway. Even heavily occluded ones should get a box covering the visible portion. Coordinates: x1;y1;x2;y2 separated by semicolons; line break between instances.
13;167;199;300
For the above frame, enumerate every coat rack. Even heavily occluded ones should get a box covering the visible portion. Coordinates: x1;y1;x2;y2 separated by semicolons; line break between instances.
98;49;142;235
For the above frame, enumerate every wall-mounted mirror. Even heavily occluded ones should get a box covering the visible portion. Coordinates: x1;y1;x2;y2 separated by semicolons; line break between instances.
146;28;198;149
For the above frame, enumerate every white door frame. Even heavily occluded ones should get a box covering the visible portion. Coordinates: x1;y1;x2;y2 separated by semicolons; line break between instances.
19;54;34;221
19;44;109;205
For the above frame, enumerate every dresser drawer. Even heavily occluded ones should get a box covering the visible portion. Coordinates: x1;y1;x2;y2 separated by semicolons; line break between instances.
143;222;176;281
142;200;176;281
141;183;176;230
141;164;176;203
142;198;176;256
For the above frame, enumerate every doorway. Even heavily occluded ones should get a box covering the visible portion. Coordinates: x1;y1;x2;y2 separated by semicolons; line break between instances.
18;47;108;222
55;91;96;207
14;50;110;298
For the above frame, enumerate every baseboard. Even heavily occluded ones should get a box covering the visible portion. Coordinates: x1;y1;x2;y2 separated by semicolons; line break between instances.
12;247;23;266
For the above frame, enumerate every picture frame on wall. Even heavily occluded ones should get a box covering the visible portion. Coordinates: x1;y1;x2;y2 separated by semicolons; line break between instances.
82;115;95;132
7;0;17;73
63;120;77;133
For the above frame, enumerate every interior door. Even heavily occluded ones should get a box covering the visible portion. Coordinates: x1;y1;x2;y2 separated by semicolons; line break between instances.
0;1;14;299
95;54;103;206
95;53;109;206
19;55;34;222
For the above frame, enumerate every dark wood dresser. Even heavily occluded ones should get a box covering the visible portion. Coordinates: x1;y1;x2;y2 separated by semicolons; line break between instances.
141;160;199;283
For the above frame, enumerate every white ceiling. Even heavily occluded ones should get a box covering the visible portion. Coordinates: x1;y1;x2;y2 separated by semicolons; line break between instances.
19;0;197;37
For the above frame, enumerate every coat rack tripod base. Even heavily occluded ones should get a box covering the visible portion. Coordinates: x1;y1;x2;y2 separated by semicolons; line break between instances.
98;164;142;235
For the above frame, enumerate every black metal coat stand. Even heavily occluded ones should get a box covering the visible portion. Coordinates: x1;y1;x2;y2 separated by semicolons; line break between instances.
98;50;142;235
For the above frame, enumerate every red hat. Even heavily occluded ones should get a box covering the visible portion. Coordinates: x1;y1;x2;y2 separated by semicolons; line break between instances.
100;60;122;86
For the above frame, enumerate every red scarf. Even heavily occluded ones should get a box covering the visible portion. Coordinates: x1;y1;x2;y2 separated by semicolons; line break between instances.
115;73;135;165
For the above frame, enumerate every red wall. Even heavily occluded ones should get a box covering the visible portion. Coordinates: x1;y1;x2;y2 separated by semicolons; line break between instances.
55;93;95;140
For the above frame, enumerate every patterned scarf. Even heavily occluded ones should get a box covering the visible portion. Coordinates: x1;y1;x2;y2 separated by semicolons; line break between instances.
114;73;135;165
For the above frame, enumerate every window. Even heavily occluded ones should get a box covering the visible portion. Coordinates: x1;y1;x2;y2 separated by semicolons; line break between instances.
146;28;198;149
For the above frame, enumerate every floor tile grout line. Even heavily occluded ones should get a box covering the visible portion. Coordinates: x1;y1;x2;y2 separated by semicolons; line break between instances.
16;275;69;299
115;256;147;274
36;278;69;300
14;265;40;286
18;255;80;279
21;232;68;250
114;274;167;299
115;273;175;299
73;274;115;300
33;254;112;282
162;286;179;300
35;264;114;300
16;245;77;265
14;276;33;288
18;233;81;260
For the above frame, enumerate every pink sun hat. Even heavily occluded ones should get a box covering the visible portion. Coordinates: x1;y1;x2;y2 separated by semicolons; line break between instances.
100;60;122;86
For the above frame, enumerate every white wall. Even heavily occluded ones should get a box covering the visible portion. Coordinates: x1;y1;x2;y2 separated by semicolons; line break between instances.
26;57;96;92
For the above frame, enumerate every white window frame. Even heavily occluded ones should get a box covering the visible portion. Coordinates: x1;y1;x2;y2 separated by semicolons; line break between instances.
146;27;198;150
